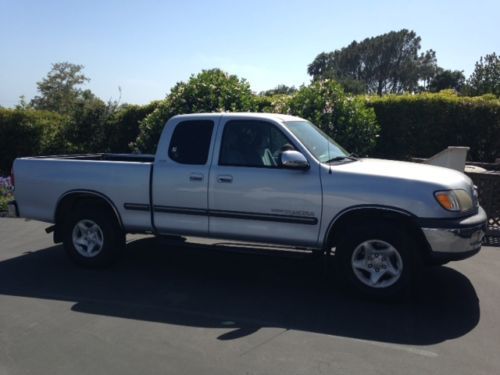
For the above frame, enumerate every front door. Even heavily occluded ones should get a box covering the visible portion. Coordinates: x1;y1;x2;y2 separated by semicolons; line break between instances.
208;119;322;247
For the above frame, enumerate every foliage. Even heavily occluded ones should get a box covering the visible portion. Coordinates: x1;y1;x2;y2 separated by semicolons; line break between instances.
287;81;379;155
259;84;297;96
307;29;438;95
30;62;90;114
0;176;13;212
428;69;465;92
134;69;256;152
365;91;500;162
252;94;291;113
106;101;161;152
0;108;68;173
60;90;115;153
465;53;500;97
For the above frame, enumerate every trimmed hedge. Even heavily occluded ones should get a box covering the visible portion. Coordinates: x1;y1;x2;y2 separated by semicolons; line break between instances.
106;101;160;152
365;91;500;161
0;108;68;173
2;87;500;175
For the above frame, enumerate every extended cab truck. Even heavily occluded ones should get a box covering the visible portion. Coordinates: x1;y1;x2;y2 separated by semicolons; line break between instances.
9;113;487;298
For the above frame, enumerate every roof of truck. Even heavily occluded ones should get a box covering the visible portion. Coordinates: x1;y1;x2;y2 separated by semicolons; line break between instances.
172;112;305;122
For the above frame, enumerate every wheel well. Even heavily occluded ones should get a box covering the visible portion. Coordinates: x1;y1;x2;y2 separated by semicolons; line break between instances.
53;192;123;243
325;208;430;256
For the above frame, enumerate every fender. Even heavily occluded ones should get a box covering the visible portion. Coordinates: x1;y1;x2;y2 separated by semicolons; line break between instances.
322;204;417;248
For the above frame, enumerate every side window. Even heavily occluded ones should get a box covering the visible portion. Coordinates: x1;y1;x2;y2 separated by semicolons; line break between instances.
168;120;214;165
219;120;295;167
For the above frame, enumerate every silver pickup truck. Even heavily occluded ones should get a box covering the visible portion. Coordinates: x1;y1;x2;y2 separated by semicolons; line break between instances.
9;113;487;298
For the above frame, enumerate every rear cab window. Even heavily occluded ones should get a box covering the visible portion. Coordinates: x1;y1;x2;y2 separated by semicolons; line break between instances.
168;120;214;165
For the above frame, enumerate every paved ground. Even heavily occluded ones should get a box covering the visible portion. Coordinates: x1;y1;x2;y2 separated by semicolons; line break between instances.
1;218;499;375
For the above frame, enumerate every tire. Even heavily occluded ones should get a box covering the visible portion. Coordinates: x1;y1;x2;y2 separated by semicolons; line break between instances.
335;222;413;299
63;204;125;267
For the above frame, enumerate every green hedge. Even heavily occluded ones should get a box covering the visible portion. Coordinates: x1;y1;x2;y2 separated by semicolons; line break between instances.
365;91;500;161
0;108;68;173
2;87;500;175
106;101;160;152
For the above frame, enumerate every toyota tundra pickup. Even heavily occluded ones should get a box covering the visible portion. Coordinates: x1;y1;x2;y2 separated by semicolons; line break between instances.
9;113;487;297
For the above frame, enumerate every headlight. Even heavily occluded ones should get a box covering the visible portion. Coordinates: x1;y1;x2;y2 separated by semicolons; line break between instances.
434;189;473;212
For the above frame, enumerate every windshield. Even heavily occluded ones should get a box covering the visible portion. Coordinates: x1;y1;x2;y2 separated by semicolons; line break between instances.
284;121;349;163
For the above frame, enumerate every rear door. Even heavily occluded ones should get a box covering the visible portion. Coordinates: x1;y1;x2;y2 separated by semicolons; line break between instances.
208;118;322;247
152;117;218;236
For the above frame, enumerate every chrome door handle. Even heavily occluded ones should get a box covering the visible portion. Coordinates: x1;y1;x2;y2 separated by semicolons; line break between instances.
217;175;233;183
189;173;204;181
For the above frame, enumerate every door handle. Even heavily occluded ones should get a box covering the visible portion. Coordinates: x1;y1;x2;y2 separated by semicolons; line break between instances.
217;175;233;183
189;173;204;181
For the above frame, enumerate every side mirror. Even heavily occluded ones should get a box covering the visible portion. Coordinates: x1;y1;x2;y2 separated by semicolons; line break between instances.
281;150;309;170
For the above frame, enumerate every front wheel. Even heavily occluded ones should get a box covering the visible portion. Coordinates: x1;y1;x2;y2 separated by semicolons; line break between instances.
335;223;413;299
63;205;125;267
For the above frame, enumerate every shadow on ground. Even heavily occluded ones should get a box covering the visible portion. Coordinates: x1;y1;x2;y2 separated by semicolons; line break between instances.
0;237;480;345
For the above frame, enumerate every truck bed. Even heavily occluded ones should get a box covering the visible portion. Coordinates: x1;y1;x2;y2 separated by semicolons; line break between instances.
13;154;154;232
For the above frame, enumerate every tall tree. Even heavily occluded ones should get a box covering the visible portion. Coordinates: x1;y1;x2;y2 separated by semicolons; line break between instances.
31;62;90;114
308;30;438;95
465;53;500;96
428;69;465;92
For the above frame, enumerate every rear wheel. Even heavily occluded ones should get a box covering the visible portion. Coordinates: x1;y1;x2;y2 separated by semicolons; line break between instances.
63;205;124;267
335;222;413;299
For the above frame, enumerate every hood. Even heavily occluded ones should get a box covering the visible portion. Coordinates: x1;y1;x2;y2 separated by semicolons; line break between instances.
330;158;471;190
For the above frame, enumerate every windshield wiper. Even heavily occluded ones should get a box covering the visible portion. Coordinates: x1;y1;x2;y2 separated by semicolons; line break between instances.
325;153;359;163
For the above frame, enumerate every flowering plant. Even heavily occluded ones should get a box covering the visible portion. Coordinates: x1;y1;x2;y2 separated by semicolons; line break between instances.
0;176;13;212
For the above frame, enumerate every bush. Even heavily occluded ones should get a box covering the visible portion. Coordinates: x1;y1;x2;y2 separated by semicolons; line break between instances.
134;69;256;153
106;101;160;152
366;91;500;161
0;108;67;173
61;92;114;153
0;176;13;212
287;81;379;155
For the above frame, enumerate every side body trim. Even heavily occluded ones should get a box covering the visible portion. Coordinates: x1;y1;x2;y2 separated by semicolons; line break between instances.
124;203;318;225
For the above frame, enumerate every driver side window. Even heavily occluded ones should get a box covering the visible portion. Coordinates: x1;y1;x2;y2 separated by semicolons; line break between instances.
219;120;295;167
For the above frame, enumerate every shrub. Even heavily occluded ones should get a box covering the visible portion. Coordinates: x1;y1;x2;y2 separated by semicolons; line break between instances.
134;69;256;153
62;92;114;153
287;81;379;155
106;101;160;152
0;176;13;212
0;108;67;173
365;91;500;161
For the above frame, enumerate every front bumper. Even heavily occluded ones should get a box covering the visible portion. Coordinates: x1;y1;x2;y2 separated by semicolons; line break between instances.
419;206;487;261
7;200;19;217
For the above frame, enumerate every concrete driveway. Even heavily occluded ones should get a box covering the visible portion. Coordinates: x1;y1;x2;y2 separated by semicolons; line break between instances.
1;218;499;375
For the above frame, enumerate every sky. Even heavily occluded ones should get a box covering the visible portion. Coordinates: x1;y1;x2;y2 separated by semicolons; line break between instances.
0;0;499;107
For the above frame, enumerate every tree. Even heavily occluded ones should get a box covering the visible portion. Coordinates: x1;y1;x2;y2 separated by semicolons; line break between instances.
428;69;465;92
134;69;256;152
259;84;297;96
307;30;438;95
31;62;89;114
465;53;500;96
62;90;115;153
